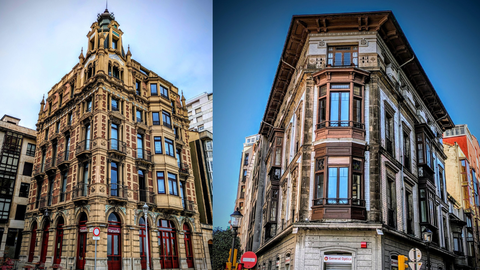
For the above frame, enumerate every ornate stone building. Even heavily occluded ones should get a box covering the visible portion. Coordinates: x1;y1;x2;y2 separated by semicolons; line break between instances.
236;11;465;270
19;9;210;270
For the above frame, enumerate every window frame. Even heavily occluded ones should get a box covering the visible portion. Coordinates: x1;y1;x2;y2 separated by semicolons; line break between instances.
152;112;160;125
160;85;169;98
154;137;163;154
327;45;358;67
157;172;166;194
150;84;158;96
168;173;178;196
162;111;172;129
165;138;174;157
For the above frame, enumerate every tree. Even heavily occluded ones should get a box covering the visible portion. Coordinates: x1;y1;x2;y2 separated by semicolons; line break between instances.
212;227;242;270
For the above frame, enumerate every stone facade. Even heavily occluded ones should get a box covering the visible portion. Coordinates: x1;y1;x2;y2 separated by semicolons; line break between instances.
238;11;462;270
19;8;210;270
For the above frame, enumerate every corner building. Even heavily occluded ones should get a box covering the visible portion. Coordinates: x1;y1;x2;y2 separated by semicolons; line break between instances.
19;9;209;270
245;11;462;269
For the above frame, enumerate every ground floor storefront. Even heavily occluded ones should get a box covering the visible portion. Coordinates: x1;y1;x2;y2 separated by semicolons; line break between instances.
17;202;211;270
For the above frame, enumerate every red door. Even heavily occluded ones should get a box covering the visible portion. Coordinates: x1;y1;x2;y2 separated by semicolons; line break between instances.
77;217;88;270
183;224;194;268
139;217;151;270
28;223;37;262
39;221;50;266
54;217;64;265
108;213;122;270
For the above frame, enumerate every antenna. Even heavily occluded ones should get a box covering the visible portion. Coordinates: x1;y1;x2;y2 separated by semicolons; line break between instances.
106;0;108;10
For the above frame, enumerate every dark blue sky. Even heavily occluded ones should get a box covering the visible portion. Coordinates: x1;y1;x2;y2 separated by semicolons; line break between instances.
213;0;480;228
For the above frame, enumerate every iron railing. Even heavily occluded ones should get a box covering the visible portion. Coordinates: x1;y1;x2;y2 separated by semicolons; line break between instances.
44;157;53;171
56;151;70;165
72;182;89;199
108;183;127;199
76;139;92;154
109;139;127;154
136;149;152;162
179;163;189;175
317;121;364;129
138;189;155;204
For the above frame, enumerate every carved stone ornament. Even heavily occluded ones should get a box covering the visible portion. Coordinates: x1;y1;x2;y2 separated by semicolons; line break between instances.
100;186;105;193
318;40;325;47
360;38;368;46
91;186;95;193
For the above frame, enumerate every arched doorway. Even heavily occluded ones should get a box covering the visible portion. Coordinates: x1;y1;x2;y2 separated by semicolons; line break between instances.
183;223;194;268
107;213;122;270
54;217;64;265
39;219;50;265
76;213;88;270
158;219;178;269
28;222;37;262
139;217;151;270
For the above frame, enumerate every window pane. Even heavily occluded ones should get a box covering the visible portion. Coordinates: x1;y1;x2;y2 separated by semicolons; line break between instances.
327;168;337;200
339;167;348;203
315;174;323;199
330;93;339;122
334;52;342;66
340;93;349;123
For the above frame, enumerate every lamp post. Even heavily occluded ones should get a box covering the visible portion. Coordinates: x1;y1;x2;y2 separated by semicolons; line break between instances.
143;203;150;270
230;208;243;269
422;227;432;270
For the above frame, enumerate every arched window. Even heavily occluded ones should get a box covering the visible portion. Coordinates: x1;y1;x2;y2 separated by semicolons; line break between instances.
183;224;194;268
107;213;122;270
28;222;37;262
158;219;178;269
54;217;64;264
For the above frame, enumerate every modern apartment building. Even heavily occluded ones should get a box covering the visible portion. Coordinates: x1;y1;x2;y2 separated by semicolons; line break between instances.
186;92;213;134
235;11;463;270
0;115;36;259
19;8;210;270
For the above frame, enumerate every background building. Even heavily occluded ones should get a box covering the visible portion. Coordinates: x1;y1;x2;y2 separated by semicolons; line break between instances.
235;11;462;270
186;92;213;134
0;115;36;259
20;9;210;270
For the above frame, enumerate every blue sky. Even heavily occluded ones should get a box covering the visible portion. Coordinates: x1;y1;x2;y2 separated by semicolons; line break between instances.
0;0;212;129
213;0;480;228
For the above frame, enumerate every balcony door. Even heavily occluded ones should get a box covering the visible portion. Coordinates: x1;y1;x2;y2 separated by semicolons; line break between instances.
137;134;144;159
111;162;118;196
139;170;146;202
111;124;118;150
85;124;91;150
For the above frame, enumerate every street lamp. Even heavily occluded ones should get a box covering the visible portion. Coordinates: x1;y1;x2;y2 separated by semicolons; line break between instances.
229;208;243;269
422;227;432;270
143;203;150;270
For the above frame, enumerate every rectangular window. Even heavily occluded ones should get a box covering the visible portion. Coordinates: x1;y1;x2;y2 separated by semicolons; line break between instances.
176;148;181;168
330;92;349;127
150;84;158;96
327;46;358;66
111;99;119;111
152;112;160;125
14;205;26;220
136;81;141;95
404;132;411;171
244;154;249;166
352;174;361;205
161;86;169;98
162;111;172;128
420;189;428;223
19;183;29;198
23;162;33;176
165;138;174;157
406;189;414;235
86;99;92;112
136;110;142;123
314;173;324;205
26;143;36;156
45;129;49;140
61;171;67;202
385;113;394;156
168;173;178;195
157;172;165;194
439;167;446;201
327;167;348;204
353;98;361;126
154;137;162;154
318;98;326;128
386;177;396;228
56;122;60;133
68;113;72;125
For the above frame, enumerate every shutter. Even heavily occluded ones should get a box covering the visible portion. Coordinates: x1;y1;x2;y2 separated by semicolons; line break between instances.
324;263;352;270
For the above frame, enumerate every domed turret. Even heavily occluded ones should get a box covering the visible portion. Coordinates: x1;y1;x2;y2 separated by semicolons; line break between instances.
97;8;115;32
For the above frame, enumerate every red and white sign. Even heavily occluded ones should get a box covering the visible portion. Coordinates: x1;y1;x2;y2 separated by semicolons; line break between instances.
240;251;257;269
108;227;121;233
323;255;352;263
79;227;88;233
93;227;100;236
285;257;290;264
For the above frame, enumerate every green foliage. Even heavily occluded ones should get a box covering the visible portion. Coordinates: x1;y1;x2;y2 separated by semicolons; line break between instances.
212;227;243;270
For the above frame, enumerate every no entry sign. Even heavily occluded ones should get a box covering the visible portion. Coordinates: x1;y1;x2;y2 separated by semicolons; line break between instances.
93;227;100;236
240;251;257;269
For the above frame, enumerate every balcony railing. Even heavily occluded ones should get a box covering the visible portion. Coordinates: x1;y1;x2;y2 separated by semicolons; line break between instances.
44;157;53;171
316;121;364;129
72;182;89;199
179;163;189;175
138;189;155;204
184;200;195;213
312;198;366;206
108;183;127;199
136;149;152;162
136;117;143;123
56;151;70;166
164;122;172;129
112;104;119;111
109;139;127;154
76;139;92;154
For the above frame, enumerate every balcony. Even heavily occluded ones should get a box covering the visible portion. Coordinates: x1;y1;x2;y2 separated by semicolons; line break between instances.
44;157;56;175
311;198;366;220
76;139;92;158
56;151;70;170
179;163;189;176
72;182;89;204
136;149;153;168
33;164;45;179
108;139;127;155
183;200;196;215
107;183;128;203
315;121;365;141
138;189;155;206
